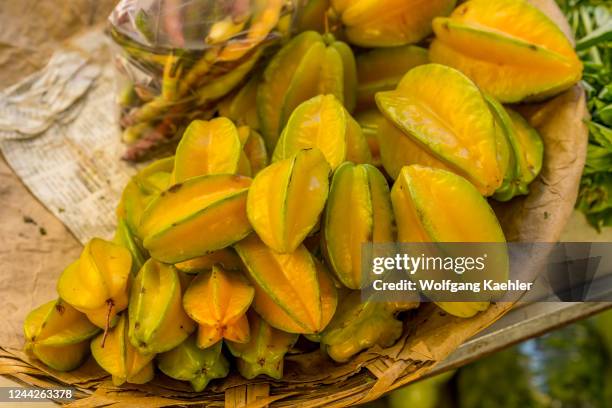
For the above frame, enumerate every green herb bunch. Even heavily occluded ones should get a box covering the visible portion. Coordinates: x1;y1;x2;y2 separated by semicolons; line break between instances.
558;0;612;230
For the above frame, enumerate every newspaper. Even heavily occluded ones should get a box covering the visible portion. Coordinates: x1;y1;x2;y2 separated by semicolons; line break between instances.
0;29;135;243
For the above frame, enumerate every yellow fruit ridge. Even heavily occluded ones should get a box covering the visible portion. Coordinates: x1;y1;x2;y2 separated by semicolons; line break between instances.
218;74;261;130
375;64;502;196
507;108;544;186
133;156;175;192
183;265;254;348
113;218;147;275
356;45;429;110
429;0;582;102
128;260;195;354
331;0;456;47
173;118;243;182
281;42;336;126
486;94;521;202
91;315;155;386
174;248;243;274
486;97;544;202
234;234;338;334
158;335;229;392
257;31;356;150
330;40;358;113
391;165;508;318
295;0;330;33
253;258;338;334
273;95;371;170
226;311;298;380
116;180;149;239
320;291;418;362
176;270;195;292
116;156;174;238
57;238;132;329
139;174;252;263
376;114;456;181
355;109;386;167
248;148;331;253
242;128;269;176
258;31;322;149
324;162;394;289
24;299;99;371
238;151;253;177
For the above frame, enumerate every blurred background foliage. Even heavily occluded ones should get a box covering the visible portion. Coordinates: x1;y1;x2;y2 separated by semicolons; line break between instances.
364;309;612;408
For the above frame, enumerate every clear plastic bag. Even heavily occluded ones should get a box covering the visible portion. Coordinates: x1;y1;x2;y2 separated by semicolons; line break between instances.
108;0;298;161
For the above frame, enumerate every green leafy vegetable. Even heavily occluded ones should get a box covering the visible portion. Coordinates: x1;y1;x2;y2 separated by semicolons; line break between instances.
557;0;612;231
